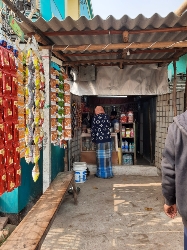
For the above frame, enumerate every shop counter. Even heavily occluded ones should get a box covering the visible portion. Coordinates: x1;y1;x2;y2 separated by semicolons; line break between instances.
80;133;118;165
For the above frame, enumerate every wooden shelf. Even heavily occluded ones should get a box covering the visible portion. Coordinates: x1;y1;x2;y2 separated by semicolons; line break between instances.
82;150;117;152
120;122;136;165
122;151;134;154
81;133;118;152
121;122;133;125
122;137;134;139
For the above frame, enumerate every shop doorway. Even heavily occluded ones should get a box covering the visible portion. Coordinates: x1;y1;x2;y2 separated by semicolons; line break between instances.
81;95;156;166
136;96;156;165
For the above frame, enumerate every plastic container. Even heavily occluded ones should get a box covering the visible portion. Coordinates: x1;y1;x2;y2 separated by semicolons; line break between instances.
121;126;126;138
124;140;128;152
129;143;132;152
128;111;134;123
73;162;87;183
114;122;119;132
126;128;130;138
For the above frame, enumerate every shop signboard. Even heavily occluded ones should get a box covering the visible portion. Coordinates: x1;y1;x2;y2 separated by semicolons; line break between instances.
9;15;24;42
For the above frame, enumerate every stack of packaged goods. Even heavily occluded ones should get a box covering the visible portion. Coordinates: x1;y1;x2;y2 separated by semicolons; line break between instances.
63;79;71;141
0;36;21;194
50;68;71;148
17;51;26;159
50;68;65;146
57;72;65;144
25;49;45;182
50;68;58;145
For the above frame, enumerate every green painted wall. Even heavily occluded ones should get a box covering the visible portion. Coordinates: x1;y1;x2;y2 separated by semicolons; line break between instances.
168;54;187;79
0;144;65;214
0;151;43;214
51;145;65;181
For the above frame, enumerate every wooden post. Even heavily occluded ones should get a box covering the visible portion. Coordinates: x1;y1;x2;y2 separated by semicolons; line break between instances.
174;0;187;16
42;49;52;192
173;61;177;116
122;31;129;43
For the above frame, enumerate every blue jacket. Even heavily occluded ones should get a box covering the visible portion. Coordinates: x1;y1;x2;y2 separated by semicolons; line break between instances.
91;113;111;144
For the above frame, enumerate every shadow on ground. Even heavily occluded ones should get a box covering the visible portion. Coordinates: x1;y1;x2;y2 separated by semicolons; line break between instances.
41;175;183;250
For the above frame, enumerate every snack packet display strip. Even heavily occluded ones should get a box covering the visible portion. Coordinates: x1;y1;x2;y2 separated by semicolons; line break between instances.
25;49;45;182
0;41;21;194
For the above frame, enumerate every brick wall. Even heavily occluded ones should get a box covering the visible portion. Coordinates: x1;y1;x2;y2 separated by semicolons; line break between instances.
155;91;185;173
69;94;82;169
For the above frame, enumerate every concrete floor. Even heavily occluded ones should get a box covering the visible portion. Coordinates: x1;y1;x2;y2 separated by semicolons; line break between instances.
41;174;183;250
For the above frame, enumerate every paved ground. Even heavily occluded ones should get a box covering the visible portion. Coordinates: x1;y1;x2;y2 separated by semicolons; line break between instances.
41;175;183;250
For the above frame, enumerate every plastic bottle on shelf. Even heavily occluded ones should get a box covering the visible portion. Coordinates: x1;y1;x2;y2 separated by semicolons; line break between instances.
129;154;133;165
127;154;130;165
131;143;134;152
123;154;128;165
121;126;126;138
128;111;134;123
124;140;128;152
129;143;132;152
130;128;134;137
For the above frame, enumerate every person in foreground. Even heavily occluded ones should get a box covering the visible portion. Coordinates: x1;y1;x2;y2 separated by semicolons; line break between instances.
161;110;187;249
91;106;113;179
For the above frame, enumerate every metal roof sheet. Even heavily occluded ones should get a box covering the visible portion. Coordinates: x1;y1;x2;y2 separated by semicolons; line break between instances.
19;12;187;65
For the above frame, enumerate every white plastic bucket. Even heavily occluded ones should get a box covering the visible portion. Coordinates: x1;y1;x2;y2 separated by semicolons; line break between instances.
73;162;87;183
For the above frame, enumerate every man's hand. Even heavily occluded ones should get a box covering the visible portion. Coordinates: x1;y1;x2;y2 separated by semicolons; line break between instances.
164;204;177;219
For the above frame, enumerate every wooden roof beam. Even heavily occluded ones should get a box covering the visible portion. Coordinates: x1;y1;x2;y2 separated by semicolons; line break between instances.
123;31;129;42
64;48;181;57
40;41;187;52
62;58;177;66
173;48;187;59
89;62;169;67
31;26;187;37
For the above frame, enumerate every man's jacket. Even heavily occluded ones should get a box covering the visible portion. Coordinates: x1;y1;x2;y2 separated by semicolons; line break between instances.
162;110;187;227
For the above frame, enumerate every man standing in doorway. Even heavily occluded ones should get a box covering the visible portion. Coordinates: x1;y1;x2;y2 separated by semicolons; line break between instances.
161;110;187;249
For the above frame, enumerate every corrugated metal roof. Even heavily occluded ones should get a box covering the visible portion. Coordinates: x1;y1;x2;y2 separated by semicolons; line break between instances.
19;12;187;65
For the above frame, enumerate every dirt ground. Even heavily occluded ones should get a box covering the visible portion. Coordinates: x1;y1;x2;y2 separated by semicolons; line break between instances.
41;175;183;250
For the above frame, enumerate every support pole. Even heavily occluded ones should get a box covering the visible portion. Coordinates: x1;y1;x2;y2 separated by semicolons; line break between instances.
173;61;177;116
174;0;187;16
42;49;51;192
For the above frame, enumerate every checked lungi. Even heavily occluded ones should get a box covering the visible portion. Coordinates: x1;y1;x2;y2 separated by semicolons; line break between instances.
95;141;113;178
